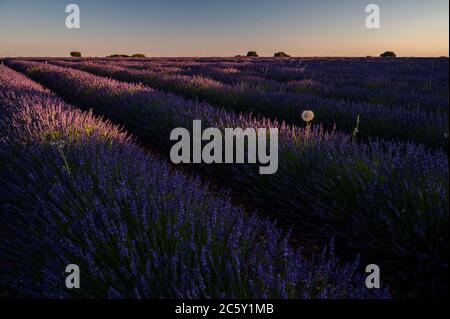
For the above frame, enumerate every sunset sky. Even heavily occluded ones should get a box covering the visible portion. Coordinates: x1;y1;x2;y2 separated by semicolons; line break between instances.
0;0;448;57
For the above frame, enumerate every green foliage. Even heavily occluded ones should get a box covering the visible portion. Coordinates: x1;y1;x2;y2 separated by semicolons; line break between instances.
108;54;130;58
380;51;397;58
274;52;291;58
70;51;82;58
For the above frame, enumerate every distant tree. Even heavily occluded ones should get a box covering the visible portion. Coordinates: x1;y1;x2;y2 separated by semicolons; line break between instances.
70;51;82;58
132;53;146;58
247;51;259;57
274;52;291;58
108;54;130;58
380;51;396;58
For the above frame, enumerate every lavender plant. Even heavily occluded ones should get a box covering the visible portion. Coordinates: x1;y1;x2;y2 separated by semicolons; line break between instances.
0;65;387;298
7;60;447;297
48;59;448;149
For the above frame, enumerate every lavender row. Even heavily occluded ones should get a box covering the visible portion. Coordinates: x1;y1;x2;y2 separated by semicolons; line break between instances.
8;60;448;297
117;57;450;124
51;57;449;114
161;60;449;115
48;59;448;149
52;57;449;98
0;65;386;298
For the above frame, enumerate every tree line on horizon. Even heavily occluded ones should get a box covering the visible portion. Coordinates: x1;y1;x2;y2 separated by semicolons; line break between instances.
70;50;399;58
70;52;146;58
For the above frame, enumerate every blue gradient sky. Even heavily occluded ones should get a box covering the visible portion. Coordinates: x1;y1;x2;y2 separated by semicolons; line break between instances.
0;0;448;57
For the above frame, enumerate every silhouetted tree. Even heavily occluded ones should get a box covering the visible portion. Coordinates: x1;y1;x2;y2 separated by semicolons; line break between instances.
108;54;130;58
70;51;82;57
380;51;396;58
247;51;259;57
274;52;291;58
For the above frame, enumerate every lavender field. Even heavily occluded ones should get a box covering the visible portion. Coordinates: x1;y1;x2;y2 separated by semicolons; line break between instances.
0;57;448;299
